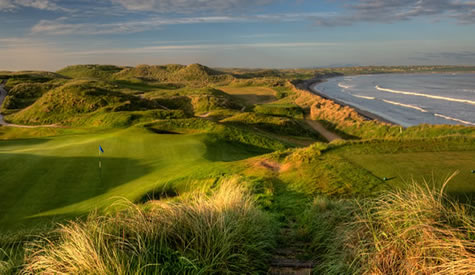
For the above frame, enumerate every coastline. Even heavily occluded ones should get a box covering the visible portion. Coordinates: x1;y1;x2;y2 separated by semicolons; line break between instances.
296;76;397;125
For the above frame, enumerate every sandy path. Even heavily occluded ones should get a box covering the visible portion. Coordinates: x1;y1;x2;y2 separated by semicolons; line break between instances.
304;117;342;142
0;83;59;128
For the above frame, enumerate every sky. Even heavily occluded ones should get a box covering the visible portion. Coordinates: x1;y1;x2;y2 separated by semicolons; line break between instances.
0;0;475;71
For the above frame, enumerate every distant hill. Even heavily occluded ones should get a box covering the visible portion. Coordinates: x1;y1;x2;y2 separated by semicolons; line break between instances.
115;64;233;83
57;65;123;80
55;63;234;84
7;80;165;125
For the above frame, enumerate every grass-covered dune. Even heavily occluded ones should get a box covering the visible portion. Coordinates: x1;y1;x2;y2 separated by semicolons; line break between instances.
6;80;176;126
56;64;234;85
1;64;475;274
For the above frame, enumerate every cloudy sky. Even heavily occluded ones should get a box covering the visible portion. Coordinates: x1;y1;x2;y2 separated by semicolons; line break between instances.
1;0;475;70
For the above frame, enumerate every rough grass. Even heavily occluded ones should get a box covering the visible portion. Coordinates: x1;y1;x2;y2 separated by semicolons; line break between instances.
349;179;475;274
300;178;475;274
221;112;318;138
6;80;169;126
1;83;59;111
20;180;276;274
115;64;233;85
146;118;290;151
57;65;123;80
0;71;65;90
254;103;304;119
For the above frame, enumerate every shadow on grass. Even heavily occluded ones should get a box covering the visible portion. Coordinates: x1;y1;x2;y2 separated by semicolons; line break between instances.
0;153;152;230
0;137;52;149
202;136;272;162
317;120;360;140
137;183;179;204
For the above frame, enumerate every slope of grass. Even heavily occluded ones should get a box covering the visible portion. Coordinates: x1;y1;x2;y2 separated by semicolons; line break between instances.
254;103;304;119
146;118;290;151
302;181;475;274
1;82;59;111
6;80;169;126
0;71;65;90
24;182;276;274
221;112;318;138
57;65;123;80
276;137;475;197
0;127;266;230
143;87;242;115
5;181;276;274
115;64;233;85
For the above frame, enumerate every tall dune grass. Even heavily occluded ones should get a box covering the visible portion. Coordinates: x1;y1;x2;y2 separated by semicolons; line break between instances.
21;179;276;274
304;176;475;274
351;178;475;274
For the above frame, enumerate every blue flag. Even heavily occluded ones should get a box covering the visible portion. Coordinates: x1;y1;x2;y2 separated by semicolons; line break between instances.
99;145;104;153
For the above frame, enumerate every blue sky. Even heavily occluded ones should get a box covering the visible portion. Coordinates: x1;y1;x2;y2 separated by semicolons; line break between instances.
1;0;475;70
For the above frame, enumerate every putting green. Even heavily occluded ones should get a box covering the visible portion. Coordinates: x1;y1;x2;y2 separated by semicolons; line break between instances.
0;127;258;229
345;151;475;195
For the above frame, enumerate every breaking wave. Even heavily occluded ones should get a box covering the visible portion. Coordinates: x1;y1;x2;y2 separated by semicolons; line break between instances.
353;95;375;100
382;99;428;113
434;114;475;126
338;82;351;89
376;86;475;105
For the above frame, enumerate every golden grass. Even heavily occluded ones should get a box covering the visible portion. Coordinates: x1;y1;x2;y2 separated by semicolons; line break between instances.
349;175;475;274
21;179;275;274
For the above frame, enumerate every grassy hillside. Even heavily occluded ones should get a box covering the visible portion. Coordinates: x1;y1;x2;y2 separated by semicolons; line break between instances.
115;64;234;84
6;80;169;125
0;127;269;229
143;87;242;115
1;64;475;274
57;65;123;80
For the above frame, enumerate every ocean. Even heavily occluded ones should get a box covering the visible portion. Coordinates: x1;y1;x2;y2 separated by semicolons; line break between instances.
312;73;475;127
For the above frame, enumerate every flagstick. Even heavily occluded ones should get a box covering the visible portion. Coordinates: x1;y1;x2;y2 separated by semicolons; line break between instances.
99;149;102;185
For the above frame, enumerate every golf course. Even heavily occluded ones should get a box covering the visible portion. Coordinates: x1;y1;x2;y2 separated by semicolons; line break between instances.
0;126;269;229
1;64;474;274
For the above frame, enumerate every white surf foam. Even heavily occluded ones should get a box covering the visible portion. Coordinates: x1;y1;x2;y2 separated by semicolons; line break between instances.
353;95;375;100
434;113;475;126
375;85;475;105
382;99;428;113
338;82;351;89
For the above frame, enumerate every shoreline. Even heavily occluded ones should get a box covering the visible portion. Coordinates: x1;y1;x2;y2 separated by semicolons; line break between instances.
296;76;397;125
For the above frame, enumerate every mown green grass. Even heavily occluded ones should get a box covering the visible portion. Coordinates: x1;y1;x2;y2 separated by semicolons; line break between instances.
0;127;262;230
345;151;475;195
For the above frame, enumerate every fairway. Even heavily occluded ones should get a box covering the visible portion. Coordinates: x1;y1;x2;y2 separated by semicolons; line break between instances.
345;151;475;195
219;86;277;105
0;127;259;229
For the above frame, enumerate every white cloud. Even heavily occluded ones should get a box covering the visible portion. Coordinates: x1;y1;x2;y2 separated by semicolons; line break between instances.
31;12;328;35
72;42;339;55
0;0;15;9
0;0;69;11
314;0;475;26
111;0;275;13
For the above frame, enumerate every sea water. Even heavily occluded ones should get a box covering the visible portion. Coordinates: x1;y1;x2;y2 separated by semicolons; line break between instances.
313;73;475;127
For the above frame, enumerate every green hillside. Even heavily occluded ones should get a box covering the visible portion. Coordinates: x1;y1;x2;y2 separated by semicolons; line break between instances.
0;127;267;229
115;63;234;84
6;80;168;125
1;64;474;274
57;65;123;80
